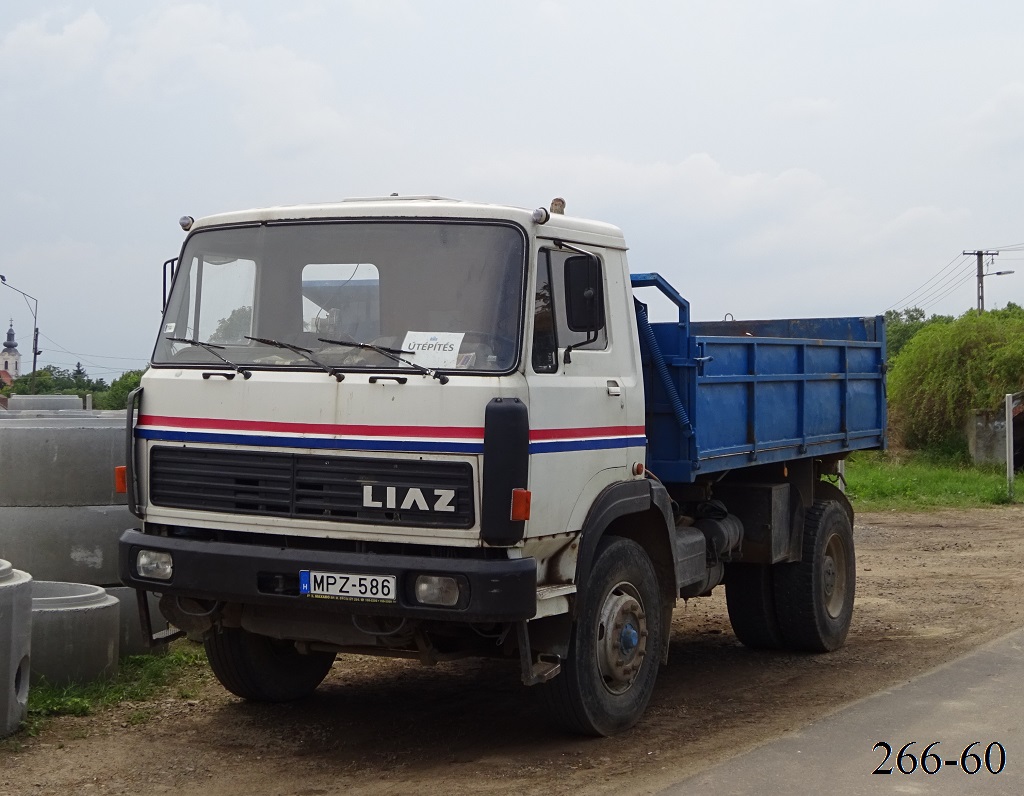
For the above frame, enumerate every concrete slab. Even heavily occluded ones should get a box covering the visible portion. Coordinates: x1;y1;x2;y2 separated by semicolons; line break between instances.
0;412;128;507
7;395;84;411
0;505;134;584
661;628;1024;795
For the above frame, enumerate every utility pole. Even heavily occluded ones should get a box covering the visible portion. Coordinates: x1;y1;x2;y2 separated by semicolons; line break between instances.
0;274;40;393
964;250;999;312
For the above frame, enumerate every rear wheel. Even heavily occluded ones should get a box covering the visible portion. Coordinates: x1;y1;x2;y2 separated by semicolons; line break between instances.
542;537;664;736
815;480;854;528
773;500;855;652
725;563;784;649
205;627;336;702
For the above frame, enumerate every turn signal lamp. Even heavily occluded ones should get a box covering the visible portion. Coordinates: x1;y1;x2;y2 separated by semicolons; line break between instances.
114;465;127;493
510;488;532;521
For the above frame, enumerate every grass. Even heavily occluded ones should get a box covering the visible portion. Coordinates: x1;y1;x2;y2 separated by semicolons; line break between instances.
844;449;1017;511
11;642;208;739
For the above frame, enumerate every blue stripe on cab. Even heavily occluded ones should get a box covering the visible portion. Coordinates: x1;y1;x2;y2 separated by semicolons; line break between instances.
529;436;647;454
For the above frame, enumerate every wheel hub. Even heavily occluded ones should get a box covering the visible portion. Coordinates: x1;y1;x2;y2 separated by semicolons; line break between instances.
823;556;836;596
822;532;848;619
596;584;648;695
620;622;639;655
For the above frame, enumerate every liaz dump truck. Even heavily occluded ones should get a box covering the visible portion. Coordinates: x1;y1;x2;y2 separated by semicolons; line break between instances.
119;197;886;736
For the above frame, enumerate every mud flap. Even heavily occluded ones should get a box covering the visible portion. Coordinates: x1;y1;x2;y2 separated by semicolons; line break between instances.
516;621;562;685
136;589;185;647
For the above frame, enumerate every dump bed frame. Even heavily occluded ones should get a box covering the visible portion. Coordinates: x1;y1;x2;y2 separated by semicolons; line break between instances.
631;273;887;483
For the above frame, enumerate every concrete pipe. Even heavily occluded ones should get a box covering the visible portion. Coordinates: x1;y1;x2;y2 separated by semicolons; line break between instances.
1;559;32;737
30;581;119;686
0;411;130;586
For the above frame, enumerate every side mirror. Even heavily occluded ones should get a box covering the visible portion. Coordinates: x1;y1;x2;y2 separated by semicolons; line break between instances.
162;258;177;310
564;255;605;333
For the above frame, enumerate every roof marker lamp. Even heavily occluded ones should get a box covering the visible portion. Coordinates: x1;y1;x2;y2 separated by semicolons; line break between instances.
136;549;173;581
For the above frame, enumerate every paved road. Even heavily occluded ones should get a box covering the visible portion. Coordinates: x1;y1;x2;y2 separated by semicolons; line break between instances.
660;628;1023;795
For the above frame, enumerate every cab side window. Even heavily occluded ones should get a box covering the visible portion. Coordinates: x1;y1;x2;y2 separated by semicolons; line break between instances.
533;252;558;372
531;248;607;374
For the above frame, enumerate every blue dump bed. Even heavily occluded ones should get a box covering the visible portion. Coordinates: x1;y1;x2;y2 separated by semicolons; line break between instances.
631;274;887;483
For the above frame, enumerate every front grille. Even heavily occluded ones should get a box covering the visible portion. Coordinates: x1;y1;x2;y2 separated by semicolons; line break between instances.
149;447;475;529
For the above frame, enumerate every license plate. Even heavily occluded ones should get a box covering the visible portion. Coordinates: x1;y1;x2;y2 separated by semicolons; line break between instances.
299;570;397;602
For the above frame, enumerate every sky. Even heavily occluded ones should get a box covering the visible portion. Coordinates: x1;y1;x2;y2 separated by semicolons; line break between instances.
1;1;1023;382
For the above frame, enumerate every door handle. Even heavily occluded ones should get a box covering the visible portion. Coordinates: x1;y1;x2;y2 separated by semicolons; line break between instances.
606;380;622;396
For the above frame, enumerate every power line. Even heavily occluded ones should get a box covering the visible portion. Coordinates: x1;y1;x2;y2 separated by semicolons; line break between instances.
885;253;969;312
38;332;149;373
888;241;1024;315
918;270;976;312
894;260;975;314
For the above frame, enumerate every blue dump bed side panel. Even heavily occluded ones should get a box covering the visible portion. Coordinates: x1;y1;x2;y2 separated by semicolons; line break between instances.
632;275;886;484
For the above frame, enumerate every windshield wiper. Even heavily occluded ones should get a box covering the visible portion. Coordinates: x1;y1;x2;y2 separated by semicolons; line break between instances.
317;337;449;384
166;337;251;379
244;336;345;382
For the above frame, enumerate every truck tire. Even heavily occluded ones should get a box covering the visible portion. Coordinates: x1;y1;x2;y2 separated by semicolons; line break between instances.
541;536;663;736
815;480;854;528
204;627;336;702
725;564;784;649
772;500;855;652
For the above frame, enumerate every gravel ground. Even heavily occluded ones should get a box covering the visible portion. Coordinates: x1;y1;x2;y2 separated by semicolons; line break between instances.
3;506;1023;796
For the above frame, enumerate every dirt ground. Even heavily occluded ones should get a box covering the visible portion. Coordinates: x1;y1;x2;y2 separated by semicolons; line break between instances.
3;506;1023;796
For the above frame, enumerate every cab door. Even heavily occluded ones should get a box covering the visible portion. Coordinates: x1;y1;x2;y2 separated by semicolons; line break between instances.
524;245;645;539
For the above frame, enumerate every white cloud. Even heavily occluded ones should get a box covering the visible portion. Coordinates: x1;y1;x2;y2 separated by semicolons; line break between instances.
0;10;109;83
465;149;979;319
772;96;840;123
473;151;860;251
964;82;1024;157
346;0;422;25
881;206;972;238
105;4;347;157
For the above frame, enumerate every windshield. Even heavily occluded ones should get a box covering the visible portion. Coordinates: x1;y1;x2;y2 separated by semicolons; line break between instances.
153;220;526;374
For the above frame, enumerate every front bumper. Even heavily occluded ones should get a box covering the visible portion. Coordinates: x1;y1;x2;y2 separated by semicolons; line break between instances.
119;529;537;623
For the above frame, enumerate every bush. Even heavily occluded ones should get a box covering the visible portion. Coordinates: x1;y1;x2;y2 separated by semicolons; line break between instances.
93;370;144;410
888;306;1024;448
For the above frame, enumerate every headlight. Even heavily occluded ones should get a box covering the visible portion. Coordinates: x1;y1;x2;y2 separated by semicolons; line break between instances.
414;575;460;607
136;549;173;581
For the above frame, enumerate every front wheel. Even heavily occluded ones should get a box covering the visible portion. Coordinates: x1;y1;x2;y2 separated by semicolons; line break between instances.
205;627;336;702
773;500;855;652
541;537;664;736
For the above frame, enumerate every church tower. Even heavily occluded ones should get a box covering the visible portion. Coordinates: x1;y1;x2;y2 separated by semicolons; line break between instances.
3;320;21;377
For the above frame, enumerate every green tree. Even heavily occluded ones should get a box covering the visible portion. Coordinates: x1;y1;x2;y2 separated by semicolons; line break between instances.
884;307;954;360
94;369;144;410
72;361;88;387
209;306;253;344
2;364;107;397
888;309;1024;448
